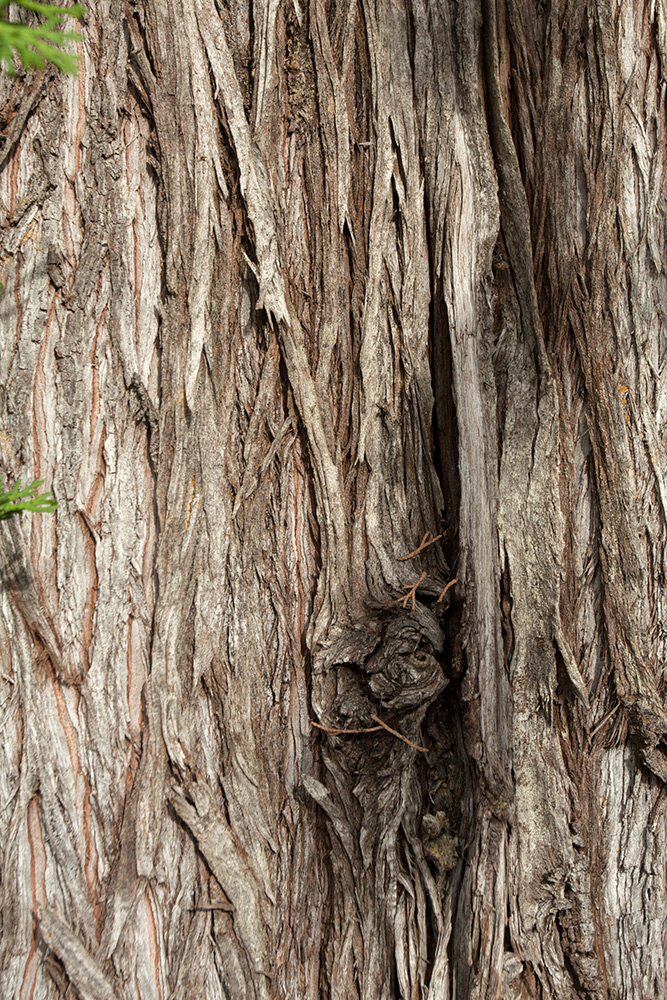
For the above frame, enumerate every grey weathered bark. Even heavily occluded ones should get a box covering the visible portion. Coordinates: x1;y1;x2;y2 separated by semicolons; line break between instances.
1;0;666;997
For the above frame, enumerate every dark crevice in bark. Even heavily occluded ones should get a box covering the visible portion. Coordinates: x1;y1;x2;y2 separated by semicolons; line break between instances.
558;928;598;1000
428;270;465;950
481;0;549;385
429;294;459;569
404;0;416;99
500;550;514;669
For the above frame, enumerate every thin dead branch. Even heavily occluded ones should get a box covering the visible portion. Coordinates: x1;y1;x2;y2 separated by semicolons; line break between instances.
369;714;427;752
589;702;621;739
436;578;458;603
311;717;427;752
311;721;384;736
396;571;428;609
397;531;443;561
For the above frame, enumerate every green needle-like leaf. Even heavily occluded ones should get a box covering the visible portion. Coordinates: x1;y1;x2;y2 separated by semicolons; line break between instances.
0;478;58;520
0;1;85;76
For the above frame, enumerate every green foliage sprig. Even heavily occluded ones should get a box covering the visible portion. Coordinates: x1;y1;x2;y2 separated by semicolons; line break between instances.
0;0;85;76
0;478;58;520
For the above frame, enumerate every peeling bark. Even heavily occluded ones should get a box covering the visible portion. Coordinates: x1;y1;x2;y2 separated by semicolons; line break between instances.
1;1;667;998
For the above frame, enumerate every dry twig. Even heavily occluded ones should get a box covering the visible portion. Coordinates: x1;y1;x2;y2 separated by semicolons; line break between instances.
590;702;621;739
311;721;383;736
311;717;427;752
369;714;427;751
436;578;458;603
397;531;442;561
396;571;427;609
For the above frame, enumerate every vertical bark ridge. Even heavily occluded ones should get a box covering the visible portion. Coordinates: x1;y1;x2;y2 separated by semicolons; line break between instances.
508;0;667;994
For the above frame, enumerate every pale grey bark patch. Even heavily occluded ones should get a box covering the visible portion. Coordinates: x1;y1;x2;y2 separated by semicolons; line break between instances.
170;779;271;992
37;908;117;1000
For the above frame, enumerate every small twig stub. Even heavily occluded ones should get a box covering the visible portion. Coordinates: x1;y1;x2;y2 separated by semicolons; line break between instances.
436;578;458;603
396;571;428;609
311;717;427;752
397;531;442;561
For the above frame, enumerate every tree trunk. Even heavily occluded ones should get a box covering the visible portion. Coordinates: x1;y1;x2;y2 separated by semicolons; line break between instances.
1;1;666;997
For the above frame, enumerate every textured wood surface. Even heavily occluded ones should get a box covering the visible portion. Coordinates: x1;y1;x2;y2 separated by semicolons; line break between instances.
1;1;666;997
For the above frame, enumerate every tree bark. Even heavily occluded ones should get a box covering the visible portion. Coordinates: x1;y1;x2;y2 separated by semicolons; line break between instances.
1;1;666;998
